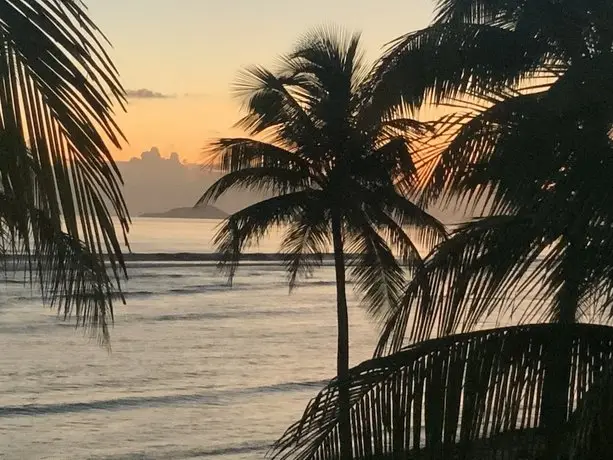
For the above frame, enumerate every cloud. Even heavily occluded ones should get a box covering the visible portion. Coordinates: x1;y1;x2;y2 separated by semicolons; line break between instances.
116;147;263;215
126;88;172;99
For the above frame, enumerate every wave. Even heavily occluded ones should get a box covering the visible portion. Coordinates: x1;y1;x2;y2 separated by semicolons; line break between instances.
148;311;248;322
307;280;346;287
167;285;230;294
122;252;334;262
118;287;224;299
250;379;329;394
177;441;270;459
0;393;221;417
0;252;381;268
5;278;293;302
123;282;291;299
128;272;186;279
0;379;329;418
87;441;271;459
119;306;309;324
0;251;549;268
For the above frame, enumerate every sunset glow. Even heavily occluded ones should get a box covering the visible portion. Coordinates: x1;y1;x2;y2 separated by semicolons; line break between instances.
88;0;434;162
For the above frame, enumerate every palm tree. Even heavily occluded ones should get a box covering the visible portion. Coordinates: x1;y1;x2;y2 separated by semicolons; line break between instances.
0;0;130;344
269;1;613;459
197;27;446;459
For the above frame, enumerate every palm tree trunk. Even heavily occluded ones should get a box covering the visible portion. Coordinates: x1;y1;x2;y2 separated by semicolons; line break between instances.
542;237;580;438
541;316;574;457
331;213;352;460
541;325;573;428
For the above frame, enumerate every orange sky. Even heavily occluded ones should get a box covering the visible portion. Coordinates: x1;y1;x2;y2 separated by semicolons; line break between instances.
114;95;242;163
88;0;435;162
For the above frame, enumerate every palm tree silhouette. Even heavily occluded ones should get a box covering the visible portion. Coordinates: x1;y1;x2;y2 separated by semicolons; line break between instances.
198;27;446;459
271;1;613;458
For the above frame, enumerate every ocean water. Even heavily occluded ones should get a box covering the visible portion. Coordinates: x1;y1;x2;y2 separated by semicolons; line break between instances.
0;218;381;459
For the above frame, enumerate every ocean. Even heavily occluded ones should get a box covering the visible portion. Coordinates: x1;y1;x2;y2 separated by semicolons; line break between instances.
0;218;381;459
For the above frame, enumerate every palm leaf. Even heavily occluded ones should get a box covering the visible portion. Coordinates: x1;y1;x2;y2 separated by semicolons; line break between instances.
197;167;310;206
0;174;117;344
206;138;312;173
372;22;555;116
289;27;366;85
233;66;321;155
0;0;128;342
562;368;613;460
213;191;316;283
418;91;549;211
379;188;448;251
345;219;406;321
375;215;543;355
270;323;613;460
28;210;116;342
280;195;330;290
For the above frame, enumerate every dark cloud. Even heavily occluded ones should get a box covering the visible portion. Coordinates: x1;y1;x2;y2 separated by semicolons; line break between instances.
126;88;172;99
116;147;264;216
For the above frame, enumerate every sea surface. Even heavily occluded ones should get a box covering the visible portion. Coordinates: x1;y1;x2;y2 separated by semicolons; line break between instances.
0;218;384;460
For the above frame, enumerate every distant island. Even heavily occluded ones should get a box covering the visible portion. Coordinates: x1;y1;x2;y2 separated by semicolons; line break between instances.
140;205;228;219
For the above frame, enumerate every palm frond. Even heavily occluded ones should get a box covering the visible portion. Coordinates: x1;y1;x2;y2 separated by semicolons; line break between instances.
334;182;445;323
372;22;554;116
433;0;527;25
233;66;321;153
28;210;117;346
419;86;576;213
380;118;431;138
212;191;313;283
197;167;310;207
370;136;417;194
287;26;368;97
418;70;611;214
270;324;613;460
0;1;128;341
377;119;613;352
345;219;406;321
433;0;607;62
368;206;427;271
563;368;613;460
205;138;311;173
0;188;118;346
280;194;330;290
379;188;448;251
375;215;544;356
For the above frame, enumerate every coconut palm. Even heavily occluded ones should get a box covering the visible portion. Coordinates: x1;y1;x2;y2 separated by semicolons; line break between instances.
272;323;613;459
197;27;446;459
269;1;613;459
0;0;130;344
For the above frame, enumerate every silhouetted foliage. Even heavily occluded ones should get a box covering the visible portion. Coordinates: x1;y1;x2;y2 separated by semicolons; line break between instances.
199;27;446;459
273;324;613;460
0;0;130;344
269;0;613;458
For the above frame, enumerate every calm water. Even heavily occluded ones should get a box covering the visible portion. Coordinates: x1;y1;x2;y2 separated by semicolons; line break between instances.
0;218;380;459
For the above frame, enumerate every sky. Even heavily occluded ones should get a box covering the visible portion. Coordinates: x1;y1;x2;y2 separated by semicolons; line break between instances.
87;0;435;162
